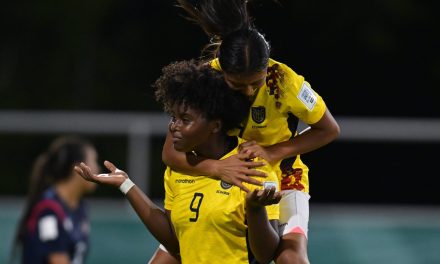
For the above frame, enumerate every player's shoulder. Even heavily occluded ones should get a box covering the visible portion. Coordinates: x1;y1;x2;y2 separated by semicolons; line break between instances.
33;198;66;219
267;58;305;100
27;197;66;234
268;58;301;78
165;166;181;181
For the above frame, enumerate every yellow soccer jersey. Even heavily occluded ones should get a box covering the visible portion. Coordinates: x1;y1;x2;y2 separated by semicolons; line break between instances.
211;58;327;193
164;138;279;264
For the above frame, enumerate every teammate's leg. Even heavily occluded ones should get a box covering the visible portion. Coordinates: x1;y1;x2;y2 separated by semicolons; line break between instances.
275;190;310;264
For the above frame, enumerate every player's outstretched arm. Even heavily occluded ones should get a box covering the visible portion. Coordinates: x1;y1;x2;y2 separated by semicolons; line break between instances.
162;131;267;192
75;161;180;256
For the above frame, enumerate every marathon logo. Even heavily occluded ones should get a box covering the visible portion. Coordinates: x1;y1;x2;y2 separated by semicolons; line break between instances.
175;179;195;184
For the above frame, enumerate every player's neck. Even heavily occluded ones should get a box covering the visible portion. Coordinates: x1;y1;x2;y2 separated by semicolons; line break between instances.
55;181;82;209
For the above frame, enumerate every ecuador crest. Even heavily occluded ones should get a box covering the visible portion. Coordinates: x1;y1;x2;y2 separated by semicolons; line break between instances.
251;106;266;124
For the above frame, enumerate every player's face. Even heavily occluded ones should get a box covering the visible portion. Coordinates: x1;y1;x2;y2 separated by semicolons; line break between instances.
223;70;267;97
168;104;217;153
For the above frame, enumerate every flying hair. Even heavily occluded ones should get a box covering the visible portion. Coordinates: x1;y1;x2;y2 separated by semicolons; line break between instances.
176;0;272;73
176;0;252;38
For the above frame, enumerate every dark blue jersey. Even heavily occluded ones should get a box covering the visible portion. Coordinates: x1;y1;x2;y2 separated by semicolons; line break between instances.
22;187;90;264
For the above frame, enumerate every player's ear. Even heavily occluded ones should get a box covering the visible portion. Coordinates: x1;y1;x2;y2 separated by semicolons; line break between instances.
210;119;222;134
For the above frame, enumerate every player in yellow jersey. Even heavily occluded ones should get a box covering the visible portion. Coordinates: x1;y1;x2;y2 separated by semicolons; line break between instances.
75;60;282;264
153;1;341;264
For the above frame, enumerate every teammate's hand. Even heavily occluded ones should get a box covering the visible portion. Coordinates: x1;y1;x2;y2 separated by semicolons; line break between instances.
238;141;273;164
75;160;127;188
245;187;282;209
213;153;267;193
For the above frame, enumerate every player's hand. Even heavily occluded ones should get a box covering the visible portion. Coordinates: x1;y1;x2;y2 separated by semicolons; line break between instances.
213;153;267;193
75;160;127;188
238;141;273;164
245;187;282;209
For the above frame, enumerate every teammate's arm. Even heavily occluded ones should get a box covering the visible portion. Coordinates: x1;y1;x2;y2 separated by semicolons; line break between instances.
240;108;340;164
163;131;266;192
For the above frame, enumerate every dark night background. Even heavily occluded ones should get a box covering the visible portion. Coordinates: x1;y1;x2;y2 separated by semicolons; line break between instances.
1;0;439;204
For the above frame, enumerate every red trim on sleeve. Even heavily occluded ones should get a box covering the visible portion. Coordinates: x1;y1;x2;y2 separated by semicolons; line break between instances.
27;199;66;233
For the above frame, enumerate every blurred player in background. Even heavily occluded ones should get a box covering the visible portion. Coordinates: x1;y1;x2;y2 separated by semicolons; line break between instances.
75;60;282;264
11;136;98;264
157;1;341;263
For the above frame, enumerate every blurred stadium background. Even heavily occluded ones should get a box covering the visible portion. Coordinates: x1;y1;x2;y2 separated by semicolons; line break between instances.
1;0;439;263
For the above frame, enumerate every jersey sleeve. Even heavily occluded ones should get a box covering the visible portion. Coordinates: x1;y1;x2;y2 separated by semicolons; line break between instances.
34;208;69;256
280;63;327;124
163;167;174;211
243;161;280;220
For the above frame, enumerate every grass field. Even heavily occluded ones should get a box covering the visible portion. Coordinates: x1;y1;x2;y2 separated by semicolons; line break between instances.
1;198;439;264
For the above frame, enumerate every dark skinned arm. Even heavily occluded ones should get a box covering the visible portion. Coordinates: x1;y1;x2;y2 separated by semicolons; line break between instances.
162;131;266;192
245;188;282;264
75;162;180;257
125;187;180;256
240;108;340;164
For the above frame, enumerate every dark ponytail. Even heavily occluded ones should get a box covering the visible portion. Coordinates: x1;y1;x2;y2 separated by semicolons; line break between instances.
177;0;251;37
177;0;271;74
10;136;91;263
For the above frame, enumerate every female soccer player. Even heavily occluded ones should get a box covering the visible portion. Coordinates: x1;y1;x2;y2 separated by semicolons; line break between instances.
157;1;341;263
12;136;99;264
75;60;282;264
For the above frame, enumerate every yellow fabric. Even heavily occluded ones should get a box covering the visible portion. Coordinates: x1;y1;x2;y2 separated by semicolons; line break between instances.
210;58;327;193
164;138;279;264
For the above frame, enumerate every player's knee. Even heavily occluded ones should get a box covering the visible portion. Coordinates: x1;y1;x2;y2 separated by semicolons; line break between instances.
275;233;309;264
